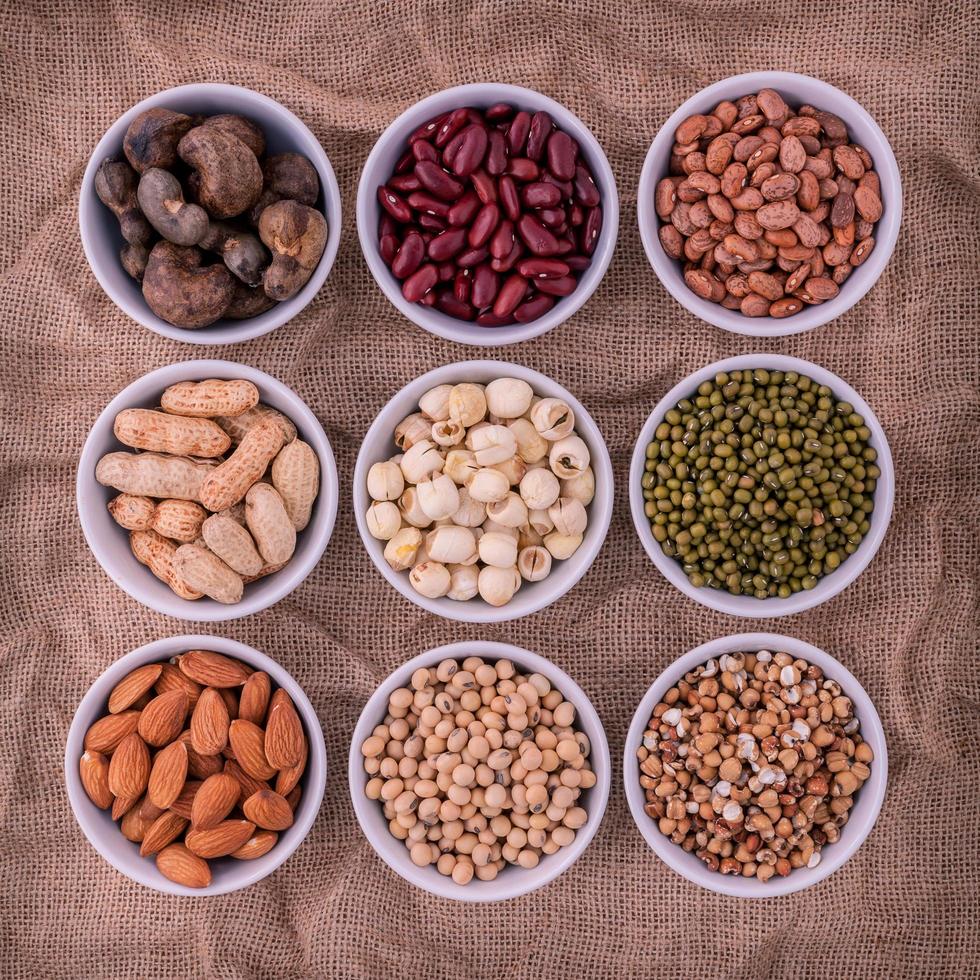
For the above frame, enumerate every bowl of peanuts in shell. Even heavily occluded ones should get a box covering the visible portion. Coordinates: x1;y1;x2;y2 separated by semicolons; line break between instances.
65;635;327;895
349;640;611;901
77;359;338;621
638;71;901;336
624;632;887;897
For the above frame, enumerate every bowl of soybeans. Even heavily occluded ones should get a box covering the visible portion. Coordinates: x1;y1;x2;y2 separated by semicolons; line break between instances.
349;640;611;901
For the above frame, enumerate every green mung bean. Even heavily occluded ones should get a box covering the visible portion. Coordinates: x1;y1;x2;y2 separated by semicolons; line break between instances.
643;369;879;598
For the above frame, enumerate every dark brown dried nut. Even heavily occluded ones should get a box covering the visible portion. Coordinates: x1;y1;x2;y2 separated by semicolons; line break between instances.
120;242;149;281
258;200;328;301
201;114;266;158
142;241;235;328
199;221;269;286
224;279;277;319
123;108;194;173
137;168;209;246
177;127;263;219
94;158;153;246
250;153;320;224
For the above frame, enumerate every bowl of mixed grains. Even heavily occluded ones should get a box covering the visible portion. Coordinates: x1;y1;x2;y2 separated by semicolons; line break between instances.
623;632;887;897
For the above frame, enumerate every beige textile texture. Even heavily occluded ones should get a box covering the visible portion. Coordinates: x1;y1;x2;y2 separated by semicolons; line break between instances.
1;0;978;977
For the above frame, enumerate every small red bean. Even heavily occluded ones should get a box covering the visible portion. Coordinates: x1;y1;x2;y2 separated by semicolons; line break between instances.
526;111;553;161
517;213;560;256
498;176;521;221
507;111;531;155
514;293;555;322
467;203;500;248
471;263;499;309
517;258;569;279
546;130;577;180
402;263;438;302
415;160;463;201
493;274;529;316
521;182;562;208
391;230;425;278
378;185;412;223
428;227;468;262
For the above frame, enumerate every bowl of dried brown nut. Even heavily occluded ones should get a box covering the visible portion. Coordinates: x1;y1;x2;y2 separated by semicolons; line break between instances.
624;632;886;896
638;72;901;336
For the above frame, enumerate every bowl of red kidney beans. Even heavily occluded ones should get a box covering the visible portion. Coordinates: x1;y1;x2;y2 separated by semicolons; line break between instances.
357;84;619;346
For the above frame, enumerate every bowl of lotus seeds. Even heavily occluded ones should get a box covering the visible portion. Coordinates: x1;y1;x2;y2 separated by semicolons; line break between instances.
629;354;894;616
623;632;887;897
349;640;611;901
353;360;614;623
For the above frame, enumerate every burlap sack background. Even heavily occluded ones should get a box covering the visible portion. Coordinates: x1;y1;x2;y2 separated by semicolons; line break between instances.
1;1;978;977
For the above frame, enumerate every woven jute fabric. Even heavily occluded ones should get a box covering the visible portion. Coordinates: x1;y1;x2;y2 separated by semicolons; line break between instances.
1;1;978;977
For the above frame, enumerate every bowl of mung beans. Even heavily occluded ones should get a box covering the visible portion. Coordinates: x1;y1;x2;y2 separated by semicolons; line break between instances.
348;640;610;902
629;354;894;617
623;632;887;897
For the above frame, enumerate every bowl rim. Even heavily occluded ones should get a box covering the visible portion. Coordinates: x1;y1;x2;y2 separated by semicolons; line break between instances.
637;70;903;337
628;353;894;617
355;81;620;347
623;631;888;897
352;358;614;623
78;81;342;346
76;358;339;621
64;634;328;896
348;639;611;902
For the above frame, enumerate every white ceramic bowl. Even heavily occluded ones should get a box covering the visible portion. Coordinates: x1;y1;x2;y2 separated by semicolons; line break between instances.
356;83;619;346
349;640;610;901
65;634;327;896
629;354;894;617
77;359;338;621
79;82;342;345
637;71;902;336
624;632;887;897
353;360;614;623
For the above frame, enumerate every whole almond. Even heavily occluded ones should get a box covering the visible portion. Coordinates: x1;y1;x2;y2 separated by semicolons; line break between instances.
230;829;278;860
243;789;294;831
285;784;301;812
190;688;230;756
108;732;150;798
79;750;112;809
168;779;203;819
178;730;224;780
238;671;271;724
264;690;304;769
218;687;240;720
156;843;212;888
84;711;141;754
108;664;163;714
275;735;307;797
185;819;255;859
112;793;141;821
120;795;155;841
190;772;240;830
146;739;188;809
224;759;270;806
139;811;189;857
138;796;166;822
228;720;276;781
178;650;250;688
155;662;203;709
137;690;188;747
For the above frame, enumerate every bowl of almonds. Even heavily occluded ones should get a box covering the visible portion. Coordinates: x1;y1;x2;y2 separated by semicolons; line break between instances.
65;635;327;895
623;632;887;897
77;359;338;620
638;71;901;335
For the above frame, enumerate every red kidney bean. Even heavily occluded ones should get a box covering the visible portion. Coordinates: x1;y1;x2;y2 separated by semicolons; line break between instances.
493;274;529;316
454;269;471;303
415;160;464;201
435;290;476;320
579;205;602;255
380;234;399;265
428;227;468;262
517;213;560;256
407;191;451;218
378;186;412;223
547;131;577;180
402;263;438;302
564;254;592;272
467;202;500;248
434;108;469;147
452;125;489;178
541;172;573;198
394;149;414;174
498;175;521;221
506;157;540;182
420;289;438;307
533;275;577;296
573;164;600;206
471;169;497;204
555;235;575;255
456;245;489;267
379;214;398;238
517;258;570;279
418;212;447;232
485;102;514;122
476;310;515;326
389;173;422;193
448;191;480;226
489;219;515;260
486;129;508;175
537;207;566;228
490;238;523;272
569;204;584;226
437;261;456;282
410;113;446;143
391;230;425;278
507;111;531;155
527;111;553;161
412;140;439;163
514;293;555;322
522;181;562;208
471;263;499;308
